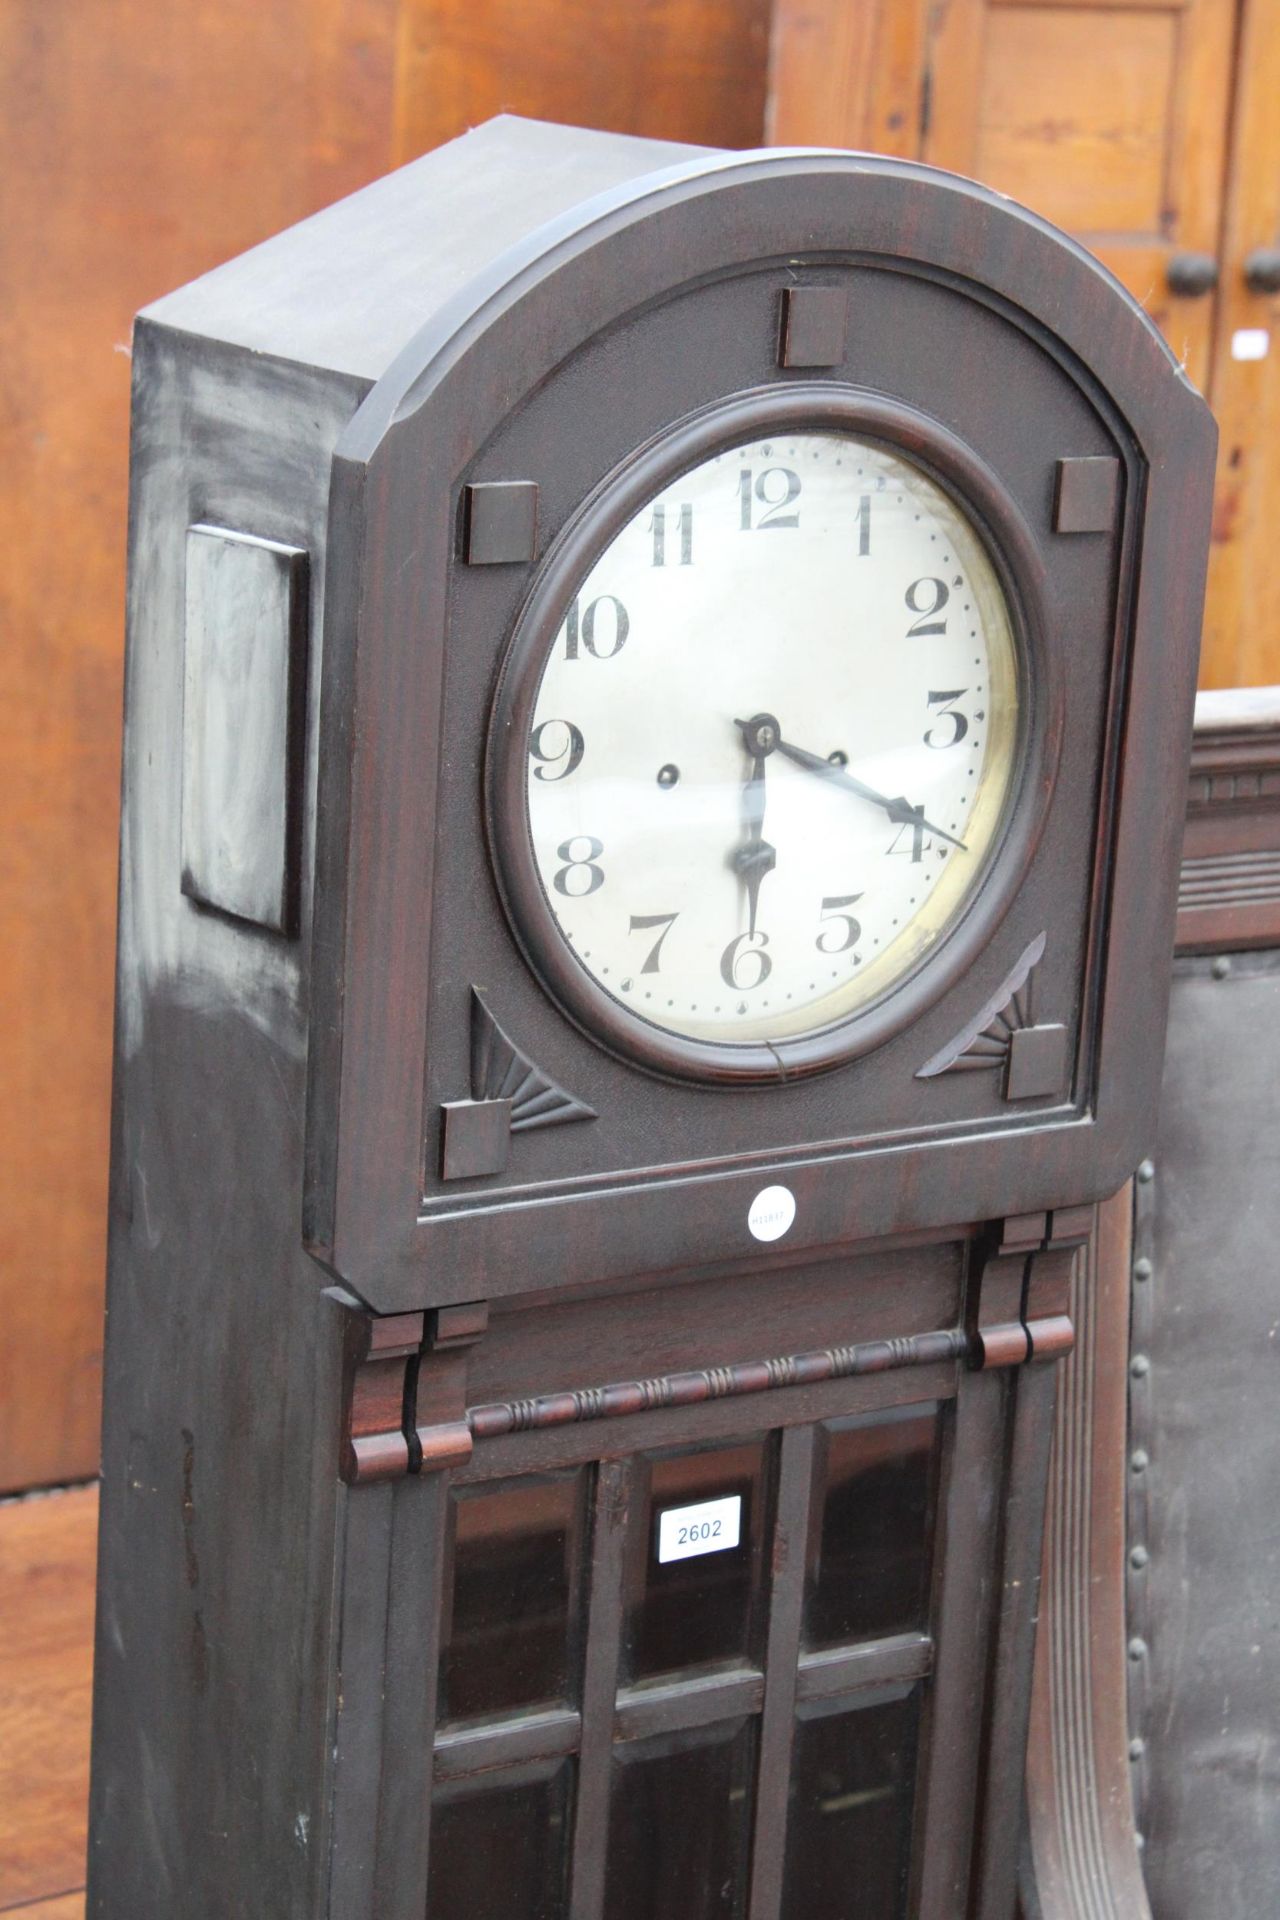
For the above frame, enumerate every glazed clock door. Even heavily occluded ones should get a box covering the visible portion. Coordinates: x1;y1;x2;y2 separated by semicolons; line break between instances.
395;1365;1005;1920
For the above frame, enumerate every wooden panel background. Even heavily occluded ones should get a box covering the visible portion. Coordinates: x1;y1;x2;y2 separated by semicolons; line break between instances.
0;1485;97;1912
396;0;772;151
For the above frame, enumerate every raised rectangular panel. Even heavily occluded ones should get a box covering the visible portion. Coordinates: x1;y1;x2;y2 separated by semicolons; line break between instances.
1055;456;1121;535
778;285;849;367
463;481;540;564
976;7;1177;234
181;524;307;933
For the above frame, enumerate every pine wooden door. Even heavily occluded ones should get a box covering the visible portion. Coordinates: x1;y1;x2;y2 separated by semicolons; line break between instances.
768;0;1279;688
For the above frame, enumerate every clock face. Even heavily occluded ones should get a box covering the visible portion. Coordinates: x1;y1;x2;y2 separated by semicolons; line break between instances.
515;428;1021;1061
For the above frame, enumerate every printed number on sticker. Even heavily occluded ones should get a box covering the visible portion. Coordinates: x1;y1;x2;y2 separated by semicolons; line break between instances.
656;1494;742;1564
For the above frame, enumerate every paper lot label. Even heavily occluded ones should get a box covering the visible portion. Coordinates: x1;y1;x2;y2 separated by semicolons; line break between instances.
656;1494;742;1563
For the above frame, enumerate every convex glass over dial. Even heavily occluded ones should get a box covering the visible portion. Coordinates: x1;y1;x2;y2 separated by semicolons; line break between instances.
520;430;1020;1052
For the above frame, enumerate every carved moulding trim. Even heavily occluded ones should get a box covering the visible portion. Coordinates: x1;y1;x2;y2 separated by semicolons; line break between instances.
1186;766;1280;812
465;1326;970;1443
1178;847;1280;914
1178;690;1280;950
916;932;1046;1079
1021;1187;1151;1919
470;987;596;1131
1185;686;1280;814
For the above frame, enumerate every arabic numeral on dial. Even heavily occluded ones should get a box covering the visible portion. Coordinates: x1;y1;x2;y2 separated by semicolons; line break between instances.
924;690;969;748
816;893;863;954
563;594;629;661
553;836;605;897
629;911;679;974
651;503;693;567
720;930;772;990
887;809;929;864
739;466;801;531
529;718;585;781
905;577;949;637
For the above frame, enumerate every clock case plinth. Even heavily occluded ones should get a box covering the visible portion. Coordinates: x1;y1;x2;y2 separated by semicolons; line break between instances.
89;115;1214;1920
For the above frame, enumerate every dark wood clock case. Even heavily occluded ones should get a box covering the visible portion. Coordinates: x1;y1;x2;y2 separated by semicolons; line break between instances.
88;118;1214;1920
305;138;1213;1310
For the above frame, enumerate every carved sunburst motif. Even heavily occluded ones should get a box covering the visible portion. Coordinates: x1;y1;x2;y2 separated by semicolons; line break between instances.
470;989;596;1131
916;932;1047;1079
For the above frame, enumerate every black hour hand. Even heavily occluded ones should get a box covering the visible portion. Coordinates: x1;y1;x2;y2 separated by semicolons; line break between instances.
733;835;776;936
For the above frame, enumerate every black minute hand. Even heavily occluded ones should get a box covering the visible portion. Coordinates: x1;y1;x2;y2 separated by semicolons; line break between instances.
774;735;969;852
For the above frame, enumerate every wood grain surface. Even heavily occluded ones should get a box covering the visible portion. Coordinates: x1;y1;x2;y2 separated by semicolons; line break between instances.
0;1485;96;1912
6;1899;85;1919
766;0;924;153
394;0;771;154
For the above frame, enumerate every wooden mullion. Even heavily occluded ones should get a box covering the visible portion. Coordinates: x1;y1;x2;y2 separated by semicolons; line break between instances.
432;1706;582;1781
913;1372;1007;1920
568;1458;632;1920
795;1630;934;1704
370;1473;451;1919
614;1667;765;1743
325;1483;395;1920
972;1360;1061;1919
746;1423;816;1920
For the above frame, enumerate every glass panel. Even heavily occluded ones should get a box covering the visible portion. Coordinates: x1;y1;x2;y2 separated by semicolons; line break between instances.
440;1470;584;1722
605;1719;755;1920
782;1686;921;1920
623;1438;768;1684
806;1405;939;1649
428;1758;573;1920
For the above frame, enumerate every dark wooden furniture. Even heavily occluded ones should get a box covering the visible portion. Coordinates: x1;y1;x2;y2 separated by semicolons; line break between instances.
1023;685;1280;1919
1128;690;1280;1918
88;117;1213;1918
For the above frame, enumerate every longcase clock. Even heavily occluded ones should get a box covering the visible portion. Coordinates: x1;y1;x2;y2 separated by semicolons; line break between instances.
88;116;1214;1920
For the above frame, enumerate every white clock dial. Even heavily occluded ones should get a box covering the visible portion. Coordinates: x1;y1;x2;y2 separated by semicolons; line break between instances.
523;430;1020;1048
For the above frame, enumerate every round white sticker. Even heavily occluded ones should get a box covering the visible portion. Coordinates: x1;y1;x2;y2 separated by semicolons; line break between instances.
748;1185;796;1243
